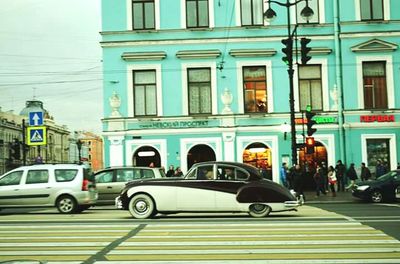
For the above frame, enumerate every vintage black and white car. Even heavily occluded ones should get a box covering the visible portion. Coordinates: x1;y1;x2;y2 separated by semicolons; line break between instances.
116;161;303;218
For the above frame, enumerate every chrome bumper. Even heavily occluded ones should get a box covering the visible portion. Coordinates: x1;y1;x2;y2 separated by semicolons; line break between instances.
115;196;123;209
284;194;304;208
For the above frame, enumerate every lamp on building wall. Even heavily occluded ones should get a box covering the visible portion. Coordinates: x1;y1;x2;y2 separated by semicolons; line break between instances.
280;122;291;140
264;0;314;166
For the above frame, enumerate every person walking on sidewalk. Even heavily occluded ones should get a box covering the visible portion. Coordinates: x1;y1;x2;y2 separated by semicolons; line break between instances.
335;160;346;192
345;163;358;190
327;165;337;197
361;162;371;181
313;165;326;197
291;164;305;200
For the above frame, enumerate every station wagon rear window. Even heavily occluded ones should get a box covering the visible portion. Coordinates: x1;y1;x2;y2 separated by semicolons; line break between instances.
55;169;78;182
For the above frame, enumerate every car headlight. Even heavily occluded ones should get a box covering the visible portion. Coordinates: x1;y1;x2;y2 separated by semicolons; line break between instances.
356;185;370;191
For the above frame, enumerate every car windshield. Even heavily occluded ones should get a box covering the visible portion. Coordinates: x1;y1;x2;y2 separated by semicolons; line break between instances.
376;171;398;182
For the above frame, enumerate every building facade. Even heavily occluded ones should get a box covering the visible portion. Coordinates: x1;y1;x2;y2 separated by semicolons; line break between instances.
100;0;400;185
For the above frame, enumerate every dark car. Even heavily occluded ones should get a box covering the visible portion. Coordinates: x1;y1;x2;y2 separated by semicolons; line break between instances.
115;161;303;219
352;170;400;203
94;166;166;205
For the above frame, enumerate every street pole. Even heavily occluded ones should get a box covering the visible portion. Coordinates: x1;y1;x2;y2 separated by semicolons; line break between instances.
265;0;313;166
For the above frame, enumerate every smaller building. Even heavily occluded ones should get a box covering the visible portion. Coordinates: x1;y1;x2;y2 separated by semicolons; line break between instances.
72;131;104;172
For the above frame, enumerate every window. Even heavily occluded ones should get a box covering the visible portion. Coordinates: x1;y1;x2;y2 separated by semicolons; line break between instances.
55;169;78;182
296;0;319;24
142;169;156;179
96;171;114;183
186;0;209;28
298;65;323;111
132;0;155;30
196;165;214;180
360;0;383;20
26;170;49;184
243;66;267;113
188;68;212;115
241;0;264;26
366;138;390;169
133;70;157;116
362;61;387;109
217;165;249;181
0;171;23;186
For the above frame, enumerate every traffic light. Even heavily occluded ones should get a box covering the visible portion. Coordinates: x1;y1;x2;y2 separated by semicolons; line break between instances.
305;136;315;154
305;108;317;136
281;38;293;65
300;37;312;65
10;139;21;160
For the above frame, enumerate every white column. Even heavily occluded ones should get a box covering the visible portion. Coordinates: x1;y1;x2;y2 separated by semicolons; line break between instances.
109;136;124;167
223;132;236;162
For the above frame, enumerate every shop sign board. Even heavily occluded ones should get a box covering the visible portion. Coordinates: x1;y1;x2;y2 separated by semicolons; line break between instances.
360;115;395;123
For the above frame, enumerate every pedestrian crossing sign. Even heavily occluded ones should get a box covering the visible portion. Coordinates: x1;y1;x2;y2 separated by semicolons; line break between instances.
26;126;47;146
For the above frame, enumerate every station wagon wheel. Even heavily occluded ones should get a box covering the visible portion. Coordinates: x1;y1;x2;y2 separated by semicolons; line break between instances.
56;195;78;214
248;203;271;218
128;194;156;219
371;190;383;203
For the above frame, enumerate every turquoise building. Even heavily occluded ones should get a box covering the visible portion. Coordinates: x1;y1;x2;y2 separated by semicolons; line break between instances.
101;0;400;186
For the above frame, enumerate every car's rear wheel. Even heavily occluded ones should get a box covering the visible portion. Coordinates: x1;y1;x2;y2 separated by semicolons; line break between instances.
248;203;271;218
371;190;383;203
56;195;78;214
128;194;156;219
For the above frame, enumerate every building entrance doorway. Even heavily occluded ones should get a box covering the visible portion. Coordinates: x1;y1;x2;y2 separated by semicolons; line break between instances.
242;142;272;180
132;146;161;167
187;144;216;170
299;141;328;191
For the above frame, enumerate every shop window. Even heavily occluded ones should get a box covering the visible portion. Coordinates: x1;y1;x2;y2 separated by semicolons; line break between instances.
132;0;155;30
360;0;384;21
366;138;390;170
240;0;264;26
186;0;209;28
298;65;323;111
188;68;212;115
362;61;387;110
133;70;157;116
243;66;267;113
296;0;319;24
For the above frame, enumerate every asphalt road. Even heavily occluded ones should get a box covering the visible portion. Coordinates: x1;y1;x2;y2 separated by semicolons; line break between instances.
313;202;400;240
0;203;399;263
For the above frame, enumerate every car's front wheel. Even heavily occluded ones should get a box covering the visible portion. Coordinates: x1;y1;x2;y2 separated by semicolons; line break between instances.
128;194;156;219
248;203;271;218
56;195;78;214
371;190;383;203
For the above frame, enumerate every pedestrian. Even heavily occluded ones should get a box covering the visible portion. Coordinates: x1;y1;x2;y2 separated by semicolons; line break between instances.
149;162;155;168
174;167;183;177
320;161;328;192
335;160;346;192
313;165;326;197
280;162;288;188
375;159;387;178
327;165;337;197
291;164;305;200
166;165;175;177
345;163;358;190
360;162;371;181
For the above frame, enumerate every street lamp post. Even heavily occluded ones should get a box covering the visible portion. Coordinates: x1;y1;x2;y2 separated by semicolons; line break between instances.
76;139;82;164
264;0;313;166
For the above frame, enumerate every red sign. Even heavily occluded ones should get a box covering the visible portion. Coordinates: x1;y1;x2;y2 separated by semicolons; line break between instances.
360;115;395;123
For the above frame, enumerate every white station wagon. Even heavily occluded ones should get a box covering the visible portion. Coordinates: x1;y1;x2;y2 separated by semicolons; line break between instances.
0;164;98;213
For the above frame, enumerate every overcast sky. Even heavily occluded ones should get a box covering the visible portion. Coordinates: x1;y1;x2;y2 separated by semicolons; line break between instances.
0;0;103;133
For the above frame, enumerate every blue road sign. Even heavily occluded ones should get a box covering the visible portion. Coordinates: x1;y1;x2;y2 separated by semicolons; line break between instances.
29;111;43;126
26;126;46;146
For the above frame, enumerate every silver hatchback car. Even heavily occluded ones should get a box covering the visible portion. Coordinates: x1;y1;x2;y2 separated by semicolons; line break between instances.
94;166;166;205
0;164;98;213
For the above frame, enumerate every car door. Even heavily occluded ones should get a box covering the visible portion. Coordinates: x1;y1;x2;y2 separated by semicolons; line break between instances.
19;169;52;206
215;165;248;211
95;170;116;203
176;164;216;211
0;170;24;206
393;172;400;199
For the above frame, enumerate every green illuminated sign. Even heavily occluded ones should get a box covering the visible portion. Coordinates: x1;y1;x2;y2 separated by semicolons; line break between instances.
314;116;337;124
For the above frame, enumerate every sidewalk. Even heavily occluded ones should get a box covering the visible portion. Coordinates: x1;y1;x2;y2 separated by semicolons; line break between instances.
303;189;357;204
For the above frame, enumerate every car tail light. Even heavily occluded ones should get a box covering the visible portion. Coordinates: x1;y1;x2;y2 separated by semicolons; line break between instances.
82;179;90;191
